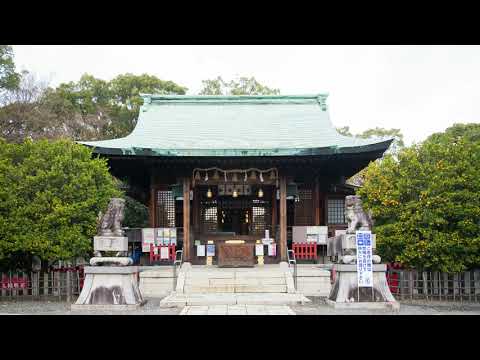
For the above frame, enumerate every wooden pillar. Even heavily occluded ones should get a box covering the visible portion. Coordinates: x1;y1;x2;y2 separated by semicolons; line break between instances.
314;179;320;226
183;177;191;262
149;174;156;227
279;176;287;261
192;187;199;233
271;186;277;237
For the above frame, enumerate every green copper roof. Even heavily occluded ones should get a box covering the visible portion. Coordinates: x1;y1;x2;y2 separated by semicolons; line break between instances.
78;94;392;157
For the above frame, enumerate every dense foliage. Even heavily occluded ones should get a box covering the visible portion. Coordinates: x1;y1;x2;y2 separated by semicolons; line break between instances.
199;76;280;96
0;72;187;142
123;195;149;228
0;139;121;266
358;123;480;272
0;45;21;95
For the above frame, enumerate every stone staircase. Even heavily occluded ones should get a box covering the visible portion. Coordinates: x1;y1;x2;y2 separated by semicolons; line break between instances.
159;263;310;308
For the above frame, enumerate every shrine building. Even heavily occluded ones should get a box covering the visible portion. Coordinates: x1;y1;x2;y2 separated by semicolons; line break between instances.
78;94;392;266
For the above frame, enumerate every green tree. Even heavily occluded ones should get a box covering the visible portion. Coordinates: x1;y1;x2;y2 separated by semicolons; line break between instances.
45;73;187;139
336;126;353;137
336;126;404;155
199;76;280;95
0;45;21;97
0;139;121;269
123;196;149;228
358;123;480;272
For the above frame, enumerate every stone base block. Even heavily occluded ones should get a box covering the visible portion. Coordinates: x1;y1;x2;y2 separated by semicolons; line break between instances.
325;299;400;311
72;266;144;310
71;303;144;311
327;264;399;310
90;257;132;266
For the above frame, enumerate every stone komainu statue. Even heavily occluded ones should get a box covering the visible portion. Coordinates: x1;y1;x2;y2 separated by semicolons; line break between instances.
97;198;126;237
345;195;373;234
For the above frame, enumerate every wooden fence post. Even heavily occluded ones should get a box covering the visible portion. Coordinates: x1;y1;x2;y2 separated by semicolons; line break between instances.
433;272;439;300
464;271;471;302
422;271;428;300
443;273;449;299
453;273;459;301
398;271;403;299
66;270;71;303
474;270;480;301
32;271;39;297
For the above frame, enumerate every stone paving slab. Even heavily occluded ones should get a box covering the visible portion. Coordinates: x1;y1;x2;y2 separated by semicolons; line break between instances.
180;305;295;315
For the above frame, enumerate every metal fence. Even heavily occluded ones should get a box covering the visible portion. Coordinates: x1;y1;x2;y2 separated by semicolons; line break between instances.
386;269;480;302
0;268;84;302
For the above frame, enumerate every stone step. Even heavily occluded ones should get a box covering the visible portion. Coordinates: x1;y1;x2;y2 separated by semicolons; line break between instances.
159;293;310;308
184;278;287;286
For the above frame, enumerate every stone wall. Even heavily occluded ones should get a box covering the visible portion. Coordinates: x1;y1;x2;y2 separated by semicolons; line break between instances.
139;267;175;298
295;265;331;297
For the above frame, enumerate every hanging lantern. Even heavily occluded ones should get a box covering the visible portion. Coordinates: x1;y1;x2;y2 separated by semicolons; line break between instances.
232;172;239;182
213;170;220;181
269;170;276;180
204;171;209;181
258;188;264;198
249;171;257;181
244;171;247;182
207;188;213;198
232;188;238;198
259;172;264;183
224;171;227;182
194;171;201;181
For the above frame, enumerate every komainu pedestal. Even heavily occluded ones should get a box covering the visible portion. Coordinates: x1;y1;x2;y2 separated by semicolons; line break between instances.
71;266;145;310
72;198;145;310
326;195;399;311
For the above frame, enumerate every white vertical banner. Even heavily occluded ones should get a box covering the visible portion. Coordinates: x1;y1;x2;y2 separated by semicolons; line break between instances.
356;231;373;287
142;228;155;252
160;246;169;260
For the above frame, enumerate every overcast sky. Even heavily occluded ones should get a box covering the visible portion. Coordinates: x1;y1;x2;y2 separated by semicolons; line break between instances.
11;45;480;144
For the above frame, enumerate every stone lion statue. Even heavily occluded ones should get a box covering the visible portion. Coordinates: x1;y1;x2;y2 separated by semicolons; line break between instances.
97;198;126;237
345;195;373;234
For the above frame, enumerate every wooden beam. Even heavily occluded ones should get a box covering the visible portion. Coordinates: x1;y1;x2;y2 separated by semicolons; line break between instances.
183;177;191;262
279;176;287;261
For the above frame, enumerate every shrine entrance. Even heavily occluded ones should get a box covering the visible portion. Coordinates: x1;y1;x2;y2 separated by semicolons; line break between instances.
190;168;279;266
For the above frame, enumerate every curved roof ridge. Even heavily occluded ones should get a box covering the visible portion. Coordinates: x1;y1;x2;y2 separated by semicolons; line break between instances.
78;92;393;157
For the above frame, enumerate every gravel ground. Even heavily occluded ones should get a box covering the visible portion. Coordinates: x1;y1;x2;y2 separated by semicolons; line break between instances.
0;298;181;315
1;297;480;315
291;297;480;315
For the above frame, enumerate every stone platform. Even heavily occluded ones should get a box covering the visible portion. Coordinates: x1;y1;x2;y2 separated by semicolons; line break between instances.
156;262;311;307
140;263;331;299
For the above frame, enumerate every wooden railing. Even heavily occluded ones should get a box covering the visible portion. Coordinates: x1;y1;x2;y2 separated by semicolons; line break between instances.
386;269;480;302
0;268;84;302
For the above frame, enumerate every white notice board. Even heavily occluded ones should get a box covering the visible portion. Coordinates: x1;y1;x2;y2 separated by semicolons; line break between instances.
356;231;373;287
255;244;264;256
197;245;205;257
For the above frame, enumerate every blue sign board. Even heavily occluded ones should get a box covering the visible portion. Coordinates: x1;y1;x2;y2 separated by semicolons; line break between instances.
356;231;373;287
